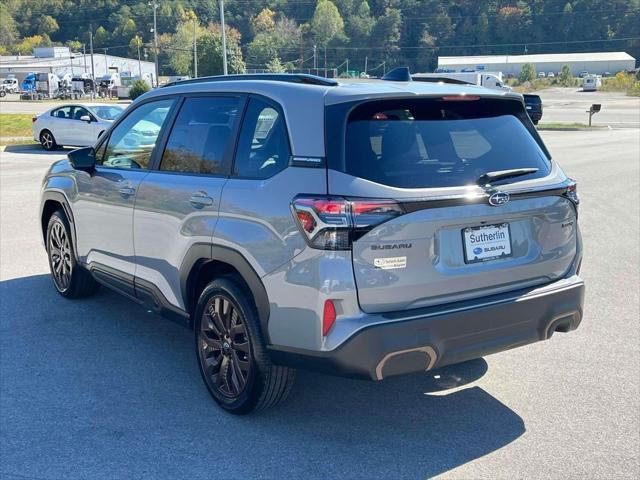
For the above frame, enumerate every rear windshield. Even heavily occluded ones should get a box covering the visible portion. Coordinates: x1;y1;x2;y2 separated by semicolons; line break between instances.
341;98;550;188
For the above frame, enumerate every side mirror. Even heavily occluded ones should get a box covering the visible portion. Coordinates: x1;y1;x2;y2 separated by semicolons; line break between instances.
67;146;95;171
80;115;92;123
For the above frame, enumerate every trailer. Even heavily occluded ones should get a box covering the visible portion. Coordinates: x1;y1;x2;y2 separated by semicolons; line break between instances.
413;71;511;91
582;75;602;92
35;73;60;99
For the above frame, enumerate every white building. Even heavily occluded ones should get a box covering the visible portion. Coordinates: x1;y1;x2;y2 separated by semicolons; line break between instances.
437;52;636;76
0;46;156;83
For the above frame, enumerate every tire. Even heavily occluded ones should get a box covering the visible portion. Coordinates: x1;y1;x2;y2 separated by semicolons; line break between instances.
195;277;295;414
0;90;5;98
46;210;100;298
40;130;58;151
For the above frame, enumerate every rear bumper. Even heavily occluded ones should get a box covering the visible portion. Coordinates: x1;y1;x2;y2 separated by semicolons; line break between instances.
268;275;584;380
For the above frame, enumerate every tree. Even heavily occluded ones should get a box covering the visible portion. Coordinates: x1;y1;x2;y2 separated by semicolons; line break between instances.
0;3;19;46
37;15;59;37
519;63;537;84
372;7;402;61
196;24;245;76
266;56;286;73
128;35;144;59
348;1;374;45
93;26;109;47
13;35;50;55
253;8;275;35
66;40;83;52
129;79;150;100
311;0;345;46
248;16;301;68
168;19;205;76
558;64;573;86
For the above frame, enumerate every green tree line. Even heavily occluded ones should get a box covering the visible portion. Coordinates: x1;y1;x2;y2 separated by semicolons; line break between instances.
1;0;638;76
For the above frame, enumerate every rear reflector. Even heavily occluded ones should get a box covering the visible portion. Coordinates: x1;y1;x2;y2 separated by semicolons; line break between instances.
322;300;336;336
32;116;37;123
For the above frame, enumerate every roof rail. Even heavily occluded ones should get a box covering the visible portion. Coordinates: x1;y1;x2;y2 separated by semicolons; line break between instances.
162;73;339;88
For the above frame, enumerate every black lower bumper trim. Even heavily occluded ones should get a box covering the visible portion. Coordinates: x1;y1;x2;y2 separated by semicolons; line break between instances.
267;278;585;381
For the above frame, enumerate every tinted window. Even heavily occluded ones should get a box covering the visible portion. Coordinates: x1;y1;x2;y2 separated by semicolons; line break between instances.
160;96;240;174
90;105;124;121
100;98;175;170
234;98;290;178
51;106;72;119
342;98;550;188
72;107;90;120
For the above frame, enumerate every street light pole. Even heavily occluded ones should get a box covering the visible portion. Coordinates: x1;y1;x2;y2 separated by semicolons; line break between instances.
150;1;159;87
89;25;96;98
218;0;228;75
193;18;198;78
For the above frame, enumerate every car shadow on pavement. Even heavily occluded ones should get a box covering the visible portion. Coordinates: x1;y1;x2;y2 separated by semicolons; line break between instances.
0;274;525;480
2;144;69;155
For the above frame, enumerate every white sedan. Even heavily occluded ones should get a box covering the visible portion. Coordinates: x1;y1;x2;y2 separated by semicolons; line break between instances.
33;103;125;150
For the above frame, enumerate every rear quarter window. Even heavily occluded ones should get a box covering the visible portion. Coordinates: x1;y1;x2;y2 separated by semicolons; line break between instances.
331;97;551;189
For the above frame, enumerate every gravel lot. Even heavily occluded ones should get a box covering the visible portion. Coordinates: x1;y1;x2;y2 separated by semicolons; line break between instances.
1;128;639;479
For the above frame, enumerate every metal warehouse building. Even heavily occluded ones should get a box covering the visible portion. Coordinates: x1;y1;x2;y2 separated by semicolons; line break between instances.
437;52;636;76
0;47;156;83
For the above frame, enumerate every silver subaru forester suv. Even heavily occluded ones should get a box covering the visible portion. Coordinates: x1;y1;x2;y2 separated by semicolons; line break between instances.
40;72;584;414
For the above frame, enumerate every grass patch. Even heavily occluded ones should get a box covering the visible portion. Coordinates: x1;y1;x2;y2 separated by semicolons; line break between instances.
0;114;34;138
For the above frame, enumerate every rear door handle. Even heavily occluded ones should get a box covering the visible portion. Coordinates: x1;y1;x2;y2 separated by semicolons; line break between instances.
189;191;214;208
119;186;136;197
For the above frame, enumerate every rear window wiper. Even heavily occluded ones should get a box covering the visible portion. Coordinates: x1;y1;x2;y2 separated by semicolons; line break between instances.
476;168;539;186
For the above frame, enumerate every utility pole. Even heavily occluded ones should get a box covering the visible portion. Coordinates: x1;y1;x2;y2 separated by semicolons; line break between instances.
150;1;159;87
324;46;327;77
193;17;198;78
103;48;108;75
345;58;349;78
364;56;368;76
89;25;96;98
137;40;142;77
313;44;317;70
218;0;228;75
83;43;87;74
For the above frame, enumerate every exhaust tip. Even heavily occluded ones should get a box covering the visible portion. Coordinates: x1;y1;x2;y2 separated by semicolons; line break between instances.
375;346;437;380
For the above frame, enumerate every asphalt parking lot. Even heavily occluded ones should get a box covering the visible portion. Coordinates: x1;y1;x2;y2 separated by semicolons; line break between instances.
1;128;639;479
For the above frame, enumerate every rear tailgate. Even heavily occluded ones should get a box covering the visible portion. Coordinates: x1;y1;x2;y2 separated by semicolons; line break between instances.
325;94;578;314
351;195;577;313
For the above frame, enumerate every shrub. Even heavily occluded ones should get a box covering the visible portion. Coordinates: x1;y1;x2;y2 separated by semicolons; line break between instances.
518;63;536;83
129;79;150;100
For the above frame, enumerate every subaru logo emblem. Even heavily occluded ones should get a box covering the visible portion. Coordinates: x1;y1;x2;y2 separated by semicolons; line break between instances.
473;247;483;255
489;191;510;206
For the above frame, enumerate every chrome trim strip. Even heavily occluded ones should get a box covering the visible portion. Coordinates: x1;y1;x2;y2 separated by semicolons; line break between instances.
375;346;438;380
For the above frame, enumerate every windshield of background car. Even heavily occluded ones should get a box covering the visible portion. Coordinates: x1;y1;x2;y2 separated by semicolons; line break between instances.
90;105;124;121
339;97;551;189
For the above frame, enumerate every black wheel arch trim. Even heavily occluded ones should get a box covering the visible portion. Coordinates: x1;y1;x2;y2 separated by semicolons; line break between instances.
41;190;78;259
180;243;271;340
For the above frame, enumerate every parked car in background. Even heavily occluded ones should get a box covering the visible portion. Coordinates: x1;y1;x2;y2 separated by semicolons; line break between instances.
39;72;583;414
547;72;555;78
2;78;19;94
579;71;589;78
33;103;125;150
523;93;543;125
538;72;546;78
582;75;602;92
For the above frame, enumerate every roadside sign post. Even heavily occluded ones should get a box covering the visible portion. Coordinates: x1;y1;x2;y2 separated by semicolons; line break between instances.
587;104;601;126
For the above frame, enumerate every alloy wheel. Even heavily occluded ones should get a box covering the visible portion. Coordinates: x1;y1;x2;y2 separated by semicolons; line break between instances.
41;132;53;150
198;295;251;398
49;220;72;291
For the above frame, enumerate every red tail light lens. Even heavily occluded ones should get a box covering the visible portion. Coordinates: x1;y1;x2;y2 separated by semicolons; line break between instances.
441;95;480;101
564;181;580;206
292;196;404;250
322;300;336;336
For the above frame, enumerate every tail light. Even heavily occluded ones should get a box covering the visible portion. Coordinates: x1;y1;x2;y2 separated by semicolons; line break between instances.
292;196;404;250
564;180;580;206
32;116;37;123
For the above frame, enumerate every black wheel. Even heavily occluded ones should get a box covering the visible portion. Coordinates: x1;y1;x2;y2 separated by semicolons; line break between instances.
40;130;57;151
195;277;295;414
46;210;99;298
0;90;5;98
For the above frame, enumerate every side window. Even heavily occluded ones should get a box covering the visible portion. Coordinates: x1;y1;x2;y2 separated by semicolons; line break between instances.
72;106;90;121
234;98;290;179
100;98;175;170
160;96;241;175
51;106;71;119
